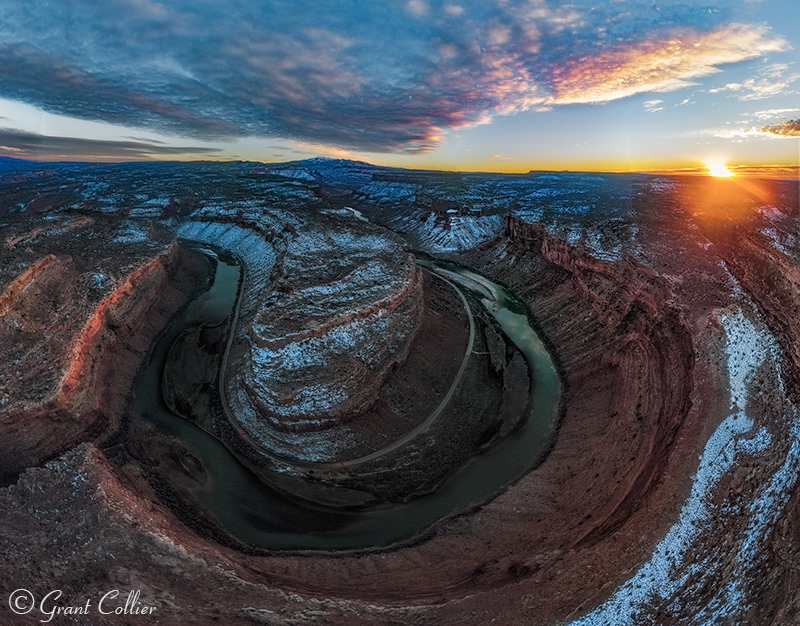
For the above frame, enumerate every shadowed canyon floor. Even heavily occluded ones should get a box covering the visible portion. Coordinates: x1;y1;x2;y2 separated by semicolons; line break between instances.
0;158;799;625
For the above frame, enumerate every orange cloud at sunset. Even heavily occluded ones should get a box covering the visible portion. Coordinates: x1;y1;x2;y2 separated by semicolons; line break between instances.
543;24;787;106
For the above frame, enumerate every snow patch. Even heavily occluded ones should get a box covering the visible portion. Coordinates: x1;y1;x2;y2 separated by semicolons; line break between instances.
113;221;149;243
268;168;316;181
358;181;419;201
718;308;781;410
393;212;503;253
570;308;796;625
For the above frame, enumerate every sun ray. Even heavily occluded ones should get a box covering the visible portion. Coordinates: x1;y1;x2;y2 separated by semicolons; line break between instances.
706;162;734;177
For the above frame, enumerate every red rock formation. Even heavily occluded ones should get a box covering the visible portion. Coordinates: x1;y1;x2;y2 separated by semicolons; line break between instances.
0;243;208;482
717;230;800;399
0;254;58;315
242;222;424;432
0;215;702;626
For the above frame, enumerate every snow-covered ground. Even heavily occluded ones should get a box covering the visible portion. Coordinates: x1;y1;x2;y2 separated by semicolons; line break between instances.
392;212;504;253
113;221;150;244
357;181;419;202
569;308;800;625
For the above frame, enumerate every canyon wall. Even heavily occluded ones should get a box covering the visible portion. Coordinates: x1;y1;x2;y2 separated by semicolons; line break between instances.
0;210;701;625
3;164;796;626
0;234;208;483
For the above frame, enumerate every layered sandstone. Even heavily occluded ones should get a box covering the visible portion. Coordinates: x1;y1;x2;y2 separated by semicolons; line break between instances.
716;230;800;399
0;210;704;626
0;216;209;482
242;218;423;431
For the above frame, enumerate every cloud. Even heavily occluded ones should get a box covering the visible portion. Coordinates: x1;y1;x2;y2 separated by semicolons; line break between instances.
539;24;787;105
405;0;429;17
443;4;464;17
644;99;664;112
123;135;166;144
711;117;800;140
0;128;222;160
0;1;791;154
747;108;800;121
757;119;800;137
0;46;239;138
708;63;799;100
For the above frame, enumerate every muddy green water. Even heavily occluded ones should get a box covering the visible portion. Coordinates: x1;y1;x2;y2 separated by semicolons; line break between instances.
132;243;560;551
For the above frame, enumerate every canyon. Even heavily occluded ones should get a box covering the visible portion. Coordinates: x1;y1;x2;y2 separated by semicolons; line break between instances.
0;158;798;625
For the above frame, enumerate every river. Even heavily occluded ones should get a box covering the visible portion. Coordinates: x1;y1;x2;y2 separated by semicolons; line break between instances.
130;242;560;551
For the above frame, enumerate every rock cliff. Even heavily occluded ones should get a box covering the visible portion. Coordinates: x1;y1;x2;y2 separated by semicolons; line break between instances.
243;218;423;431
0;216;209;482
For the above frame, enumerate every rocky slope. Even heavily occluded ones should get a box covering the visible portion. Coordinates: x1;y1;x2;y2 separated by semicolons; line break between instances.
0;214;209;483
1;160;799;626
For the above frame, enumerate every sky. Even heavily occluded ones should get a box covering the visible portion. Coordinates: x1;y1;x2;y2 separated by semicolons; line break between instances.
0;0;797;173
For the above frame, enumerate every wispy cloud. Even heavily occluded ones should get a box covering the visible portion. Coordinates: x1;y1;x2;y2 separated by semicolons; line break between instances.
405;0;429;17
0;1;791;154
748;108;800;121
0;128;222;160
708;63;799;100
122;135;166;144
644;99;664;113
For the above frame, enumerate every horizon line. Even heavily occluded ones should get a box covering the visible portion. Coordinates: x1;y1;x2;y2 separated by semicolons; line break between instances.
2;154;798;179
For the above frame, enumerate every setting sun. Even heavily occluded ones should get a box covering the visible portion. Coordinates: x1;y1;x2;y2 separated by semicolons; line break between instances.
706;163;735;177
